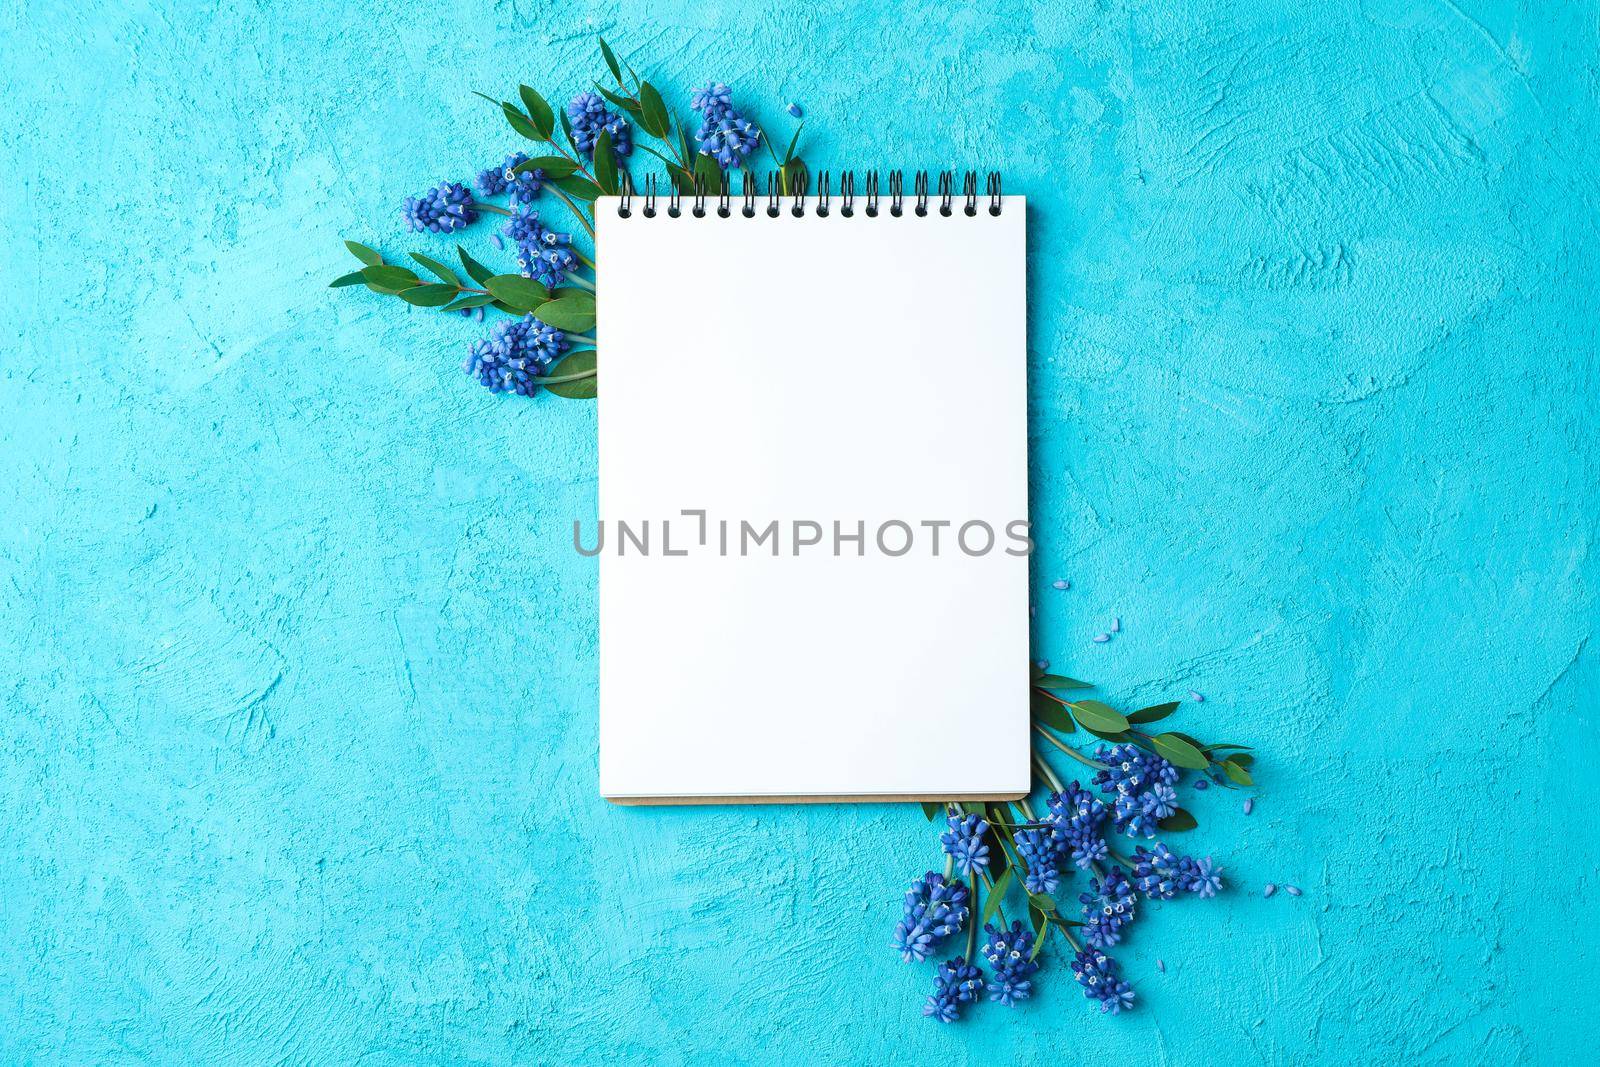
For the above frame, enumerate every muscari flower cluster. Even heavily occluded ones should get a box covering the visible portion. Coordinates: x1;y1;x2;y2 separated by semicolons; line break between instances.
690;81;761;169
981;921;1040;1008
922;956;983;1023
502;208;577;289
462;314;568;396
566;91;632;159
1094;742;1181;838
1071;947;1135;1015
892;872;970;964
901;756;1227;1022
402;181;476;234
939;813;990;876
476;151;545;205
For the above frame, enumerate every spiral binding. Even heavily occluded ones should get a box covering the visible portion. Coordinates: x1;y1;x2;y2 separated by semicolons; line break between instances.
617;171;1003;219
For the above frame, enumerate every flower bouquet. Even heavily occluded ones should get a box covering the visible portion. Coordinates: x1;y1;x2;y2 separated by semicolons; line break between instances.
330;37;807;400
900;664;1255;1021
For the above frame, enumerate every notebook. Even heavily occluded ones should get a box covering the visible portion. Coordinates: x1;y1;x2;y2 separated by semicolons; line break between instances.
597;172;1028;803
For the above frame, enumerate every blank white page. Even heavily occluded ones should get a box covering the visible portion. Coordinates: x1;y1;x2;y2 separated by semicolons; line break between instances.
597;192;1028;802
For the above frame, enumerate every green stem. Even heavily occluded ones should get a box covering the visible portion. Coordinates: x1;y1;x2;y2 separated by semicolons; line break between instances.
565;273;596;292
1033;724;1109;770
549;187;596;239
666;115;693;172
567;332;596;345
979;869;1008;927
529;368;597;385
1017;798;1037;821
541;137;598;185
1032;752;1064;793
573;248;597;270
992;815;1029;886
966;874;980;961
470;202;513;216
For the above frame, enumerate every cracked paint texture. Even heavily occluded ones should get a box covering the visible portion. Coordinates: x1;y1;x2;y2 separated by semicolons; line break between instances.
2;0;1596;1062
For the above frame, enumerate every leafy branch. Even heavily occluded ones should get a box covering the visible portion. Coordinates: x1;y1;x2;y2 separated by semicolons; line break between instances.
327;35;809;403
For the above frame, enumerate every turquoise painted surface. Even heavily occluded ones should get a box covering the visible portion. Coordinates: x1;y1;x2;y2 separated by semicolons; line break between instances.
3;0;1596;1061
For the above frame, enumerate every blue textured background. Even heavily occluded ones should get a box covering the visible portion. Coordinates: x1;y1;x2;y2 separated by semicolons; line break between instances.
4;0;1597;1062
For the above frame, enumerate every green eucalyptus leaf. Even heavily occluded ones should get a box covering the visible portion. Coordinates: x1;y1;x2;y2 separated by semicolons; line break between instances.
534;293;597;332
328;271;366;288
922;802;942;821
592;129;619;194
344;240;382;266
599;36;622;83
1227;753;1255;768
559;108;577;152
410;253;460;286
1221;759;1254;786
1209;744;1254;754
546;288;595;312
676;127;697;192
552;174;601;202
1028;893;1056;913
693;152;724;194
1030;661;1044;681
594;83;643;117
1151;732;1210;770
982;868;1012;925
518;85;554;139
1127;701;1180;725
441;293;496;312
362;264;420;290
397;283;459;307
541;349;597;399
512;155;578;180
1031;689;1076;733
1157;808;1199;832
501;102;542;142
1027;905;1049;959
638;81;670;139
457;247;495;287
484;274;550;311
1070;700;1129;734
782;157;807;194
1035;674;1091;691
